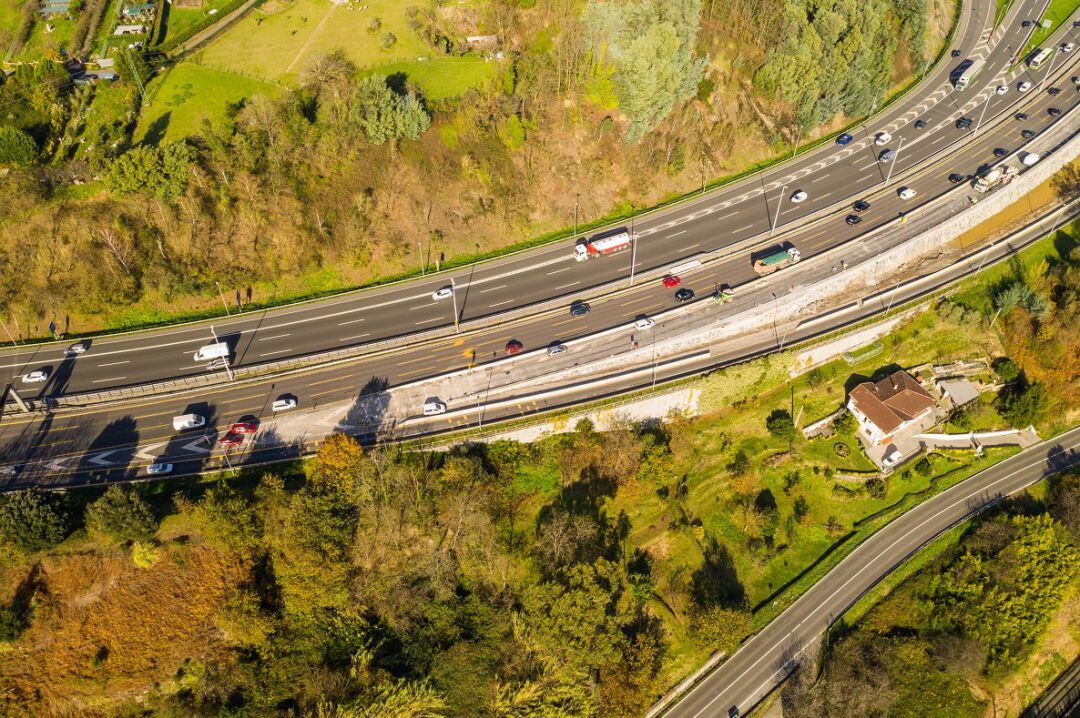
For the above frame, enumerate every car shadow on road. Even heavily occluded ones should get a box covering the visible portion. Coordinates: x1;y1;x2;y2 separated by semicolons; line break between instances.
337;376;391;442
77;415;139;484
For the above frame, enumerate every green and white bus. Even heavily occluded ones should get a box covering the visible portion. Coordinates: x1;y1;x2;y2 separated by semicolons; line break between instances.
955;58;985;90
1029;47;1054;70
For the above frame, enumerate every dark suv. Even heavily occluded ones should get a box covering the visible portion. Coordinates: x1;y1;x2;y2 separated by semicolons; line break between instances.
570;301;591;317
956;117;973;130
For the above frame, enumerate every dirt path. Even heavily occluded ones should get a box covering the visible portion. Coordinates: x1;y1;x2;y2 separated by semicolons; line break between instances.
284;0;335;74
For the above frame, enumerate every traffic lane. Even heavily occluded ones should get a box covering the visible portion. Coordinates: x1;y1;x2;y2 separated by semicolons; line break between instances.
0;3;1053;404
0;0;1002;388
6;72;1078;458
671;426;1080;718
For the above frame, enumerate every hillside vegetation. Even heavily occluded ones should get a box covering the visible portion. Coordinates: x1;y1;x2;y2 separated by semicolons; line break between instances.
0;0;952;336
1;228;1077;715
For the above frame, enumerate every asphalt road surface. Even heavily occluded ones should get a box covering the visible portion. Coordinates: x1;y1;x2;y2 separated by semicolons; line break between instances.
663;424;1080;718
2;0;1065;399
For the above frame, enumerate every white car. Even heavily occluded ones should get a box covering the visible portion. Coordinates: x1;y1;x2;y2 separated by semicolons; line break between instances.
422;399;447;416
1018;81;1033;92
65;341;88;356
897;187;917;200
996;84;1008;95
1062;42;1074;54
272;397;298;412
789;190;808;203
22;369;49;383
874;131;892;145
547;342;567;356
1021;152;1040;166
634;315;655;330
146;463;173;476
431;286;454;302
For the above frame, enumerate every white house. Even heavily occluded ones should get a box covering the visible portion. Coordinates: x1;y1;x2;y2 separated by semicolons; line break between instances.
846;369;936;445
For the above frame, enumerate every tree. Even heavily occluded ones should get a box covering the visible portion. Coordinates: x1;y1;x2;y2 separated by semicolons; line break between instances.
0;125;37;166
0;489;72;552
107;142;192;202
351;76;431;144
214;589;275;652
995;380;1047;427
1051;163;1080;202
690;537;746;610
85;484;157;544
583;0;707;142
793;495;810;523
314;679;446;718
766;409;796;442
992;357;1020;383
914;457;933;476
181;482;261;552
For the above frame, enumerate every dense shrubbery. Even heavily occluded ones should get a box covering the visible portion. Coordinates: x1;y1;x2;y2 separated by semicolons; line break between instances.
784;474;1080;715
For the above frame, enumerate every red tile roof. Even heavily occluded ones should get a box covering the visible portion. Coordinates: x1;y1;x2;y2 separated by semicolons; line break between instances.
849;369;935;436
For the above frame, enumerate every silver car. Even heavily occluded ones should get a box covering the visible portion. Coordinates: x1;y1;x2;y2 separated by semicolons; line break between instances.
146;463;173;475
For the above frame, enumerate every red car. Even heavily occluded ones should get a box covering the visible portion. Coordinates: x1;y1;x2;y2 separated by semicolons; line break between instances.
218;433;245;447
230;421;258;434
505;340;524;355
662;275;681;288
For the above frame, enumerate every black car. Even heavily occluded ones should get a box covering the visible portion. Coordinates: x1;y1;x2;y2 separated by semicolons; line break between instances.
1047;87;1061;96
1048;107;1062;117
569;301;591;317
1015;112;1028;121
1022;20;1031;27
674;288;695;302
956;117;973;130
853;199;871;213
1021;129;1036;139
914;118;927;129
845;214;862;226
948;173;965;184
951;49;961;58
993;147;1008;158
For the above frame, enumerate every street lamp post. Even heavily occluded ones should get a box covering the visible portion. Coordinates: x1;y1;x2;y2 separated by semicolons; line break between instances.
209;324;234;382
1039;45;1058;93
450;276;460;334
770;185;787;237
215;281;231;316
791;125;802;159
0;319;17;346
574;194;579;236
973;91;994;136
629;219;638;287
883;137;905;187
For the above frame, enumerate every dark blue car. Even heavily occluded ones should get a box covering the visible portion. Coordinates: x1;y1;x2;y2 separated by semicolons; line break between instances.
836;133;853;146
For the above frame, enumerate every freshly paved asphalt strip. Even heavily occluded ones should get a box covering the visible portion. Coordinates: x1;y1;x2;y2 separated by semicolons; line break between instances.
0;0;1039;398
662;424;1080;718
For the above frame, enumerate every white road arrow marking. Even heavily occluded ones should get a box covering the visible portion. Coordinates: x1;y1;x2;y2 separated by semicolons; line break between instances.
135;442;167;461
45;458;70;472
182;436;212;454
87;450;118;467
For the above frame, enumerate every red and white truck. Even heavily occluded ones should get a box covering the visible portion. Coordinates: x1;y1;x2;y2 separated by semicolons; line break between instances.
574;229;632;261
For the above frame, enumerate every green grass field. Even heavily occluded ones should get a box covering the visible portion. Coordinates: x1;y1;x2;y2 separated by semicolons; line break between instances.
1023;0;1080;57
134;62;279;143
197;0;430;83
158;0;238;47
362;56;497;101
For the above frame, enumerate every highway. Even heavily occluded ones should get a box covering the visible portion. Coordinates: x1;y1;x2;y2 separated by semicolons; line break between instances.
0;0;1060;400
661;425;1080;718
0;1;1075;481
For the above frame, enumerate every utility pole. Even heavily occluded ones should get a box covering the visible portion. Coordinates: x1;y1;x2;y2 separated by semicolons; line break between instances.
419;241;425;276
973;91;993;136
650;325;658;389
574;194;579;236
209;324;234;382
884;137;905;187
123;49;145;100
770;185;787;237
1039;45;1058;93
791;125;802;159
450;276;460;333
215;281;231;316
0;319;17;346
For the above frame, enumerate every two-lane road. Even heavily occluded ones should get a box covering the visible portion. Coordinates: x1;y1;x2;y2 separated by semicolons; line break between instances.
663;425;1080;718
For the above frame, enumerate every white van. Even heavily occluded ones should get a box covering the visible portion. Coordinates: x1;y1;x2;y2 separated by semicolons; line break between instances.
172;414;205;431
193;342;229;362
423;399;447;416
